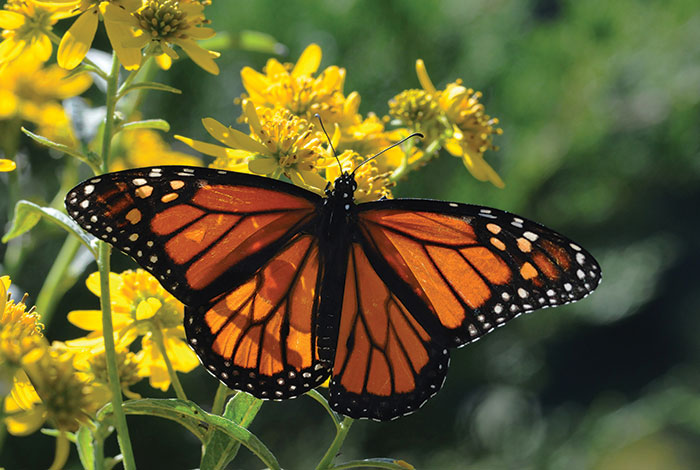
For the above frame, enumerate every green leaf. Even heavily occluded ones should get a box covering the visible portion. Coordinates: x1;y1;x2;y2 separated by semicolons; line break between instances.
118;81;182;98
76;426;95;470
40;428;77;443
21;127;101;174
100;399;280;470
118;119;171;133
2;201;98;255
225;391;263;426
201;393;263;470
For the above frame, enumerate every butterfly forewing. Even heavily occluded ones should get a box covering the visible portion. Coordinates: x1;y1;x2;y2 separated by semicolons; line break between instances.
355;200;602;348
65;166;322;306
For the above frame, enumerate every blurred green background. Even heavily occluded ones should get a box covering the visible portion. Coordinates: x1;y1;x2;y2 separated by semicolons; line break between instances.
2;0;700;468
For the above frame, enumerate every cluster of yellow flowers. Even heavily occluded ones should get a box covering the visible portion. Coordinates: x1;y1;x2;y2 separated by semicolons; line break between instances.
177;43;504;201
0;0;220;171
1;271;196;436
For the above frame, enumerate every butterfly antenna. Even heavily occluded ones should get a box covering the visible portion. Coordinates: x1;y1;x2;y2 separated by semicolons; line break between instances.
315;114;343;172
352;132;424;175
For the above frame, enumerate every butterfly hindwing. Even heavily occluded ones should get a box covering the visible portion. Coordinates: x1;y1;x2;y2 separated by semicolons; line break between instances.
185;234;330;399
328;243;449;421
65;166;322;306
356;199;602;348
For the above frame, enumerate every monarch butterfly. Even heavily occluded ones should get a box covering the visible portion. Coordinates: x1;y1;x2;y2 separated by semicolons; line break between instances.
65;160;600;421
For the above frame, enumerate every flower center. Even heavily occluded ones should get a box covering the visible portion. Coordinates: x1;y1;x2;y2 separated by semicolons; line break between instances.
135;0;189;41
257;110;321;169
8;2;53;40
389;89;441;128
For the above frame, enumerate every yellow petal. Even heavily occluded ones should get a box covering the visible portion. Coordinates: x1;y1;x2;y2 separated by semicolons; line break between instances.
58;8;98;70
416;59;437;94
292;43;321;77
4;370;45;436
0;37;26;65
247;156;277;175
164;334;199;371
318;65;343;91
202;117;269;154
443;138;463;157
240;66;270;101
135;297;161;320
296;169;328;191
265;58;286;76
29;33;53;62
243;100;263;136
174;135;229;159
344;91;361;115
462;152;505;188
85;272;123;297
0;158;16;172
186;27;216;40
176;38;219;75
0;10;25;29
155;53;171;70
67;309;133;331
103;10;143;70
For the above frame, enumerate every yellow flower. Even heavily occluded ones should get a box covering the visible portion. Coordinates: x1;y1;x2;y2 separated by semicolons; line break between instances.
56;0;143;70
0;53;92;144
0;275;45;396
178;100;329;191
0;159;16;171
4;344;109;435
68;343;142;398
67;269;199;392
0;0;76;67
110;127;202;171
414;59;504;188
240;43;347;125
122;0;219;74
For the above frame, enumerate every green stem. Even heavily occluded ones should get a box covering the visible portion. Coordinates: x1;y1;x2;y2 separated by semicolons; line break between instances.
150;327;188;401
35;235;81;326
98;241;136;470
102;53;120;171
93;430;105;470
315;416;354;470
48;430;70;470
212;382;232;415
96;52;137;470
389;137;441;182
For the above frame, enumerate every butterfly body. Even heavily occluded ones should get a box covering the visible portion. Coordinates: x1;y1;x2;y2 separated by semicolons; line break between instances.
66;166;601;421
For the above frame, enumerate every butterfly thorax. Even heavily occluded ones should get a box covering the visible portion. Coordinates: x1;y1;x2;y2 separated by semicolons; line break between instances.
315;172;358;361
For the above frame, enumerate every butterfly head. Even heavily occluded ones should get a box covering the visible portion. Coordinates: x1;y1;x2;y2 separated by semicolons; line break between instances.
332;172;357;201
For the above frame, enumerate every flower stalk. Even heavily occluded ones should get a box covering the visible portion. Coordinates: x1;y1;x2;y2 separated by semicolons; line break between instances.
315;416;354;470
95;52;137;470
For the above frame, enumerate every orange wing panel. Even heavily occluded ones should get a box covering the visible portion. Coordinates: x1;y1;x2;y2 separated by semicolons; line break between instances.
329;244;450;420
192;184;316;212
189;234;328;400
151;204;206;235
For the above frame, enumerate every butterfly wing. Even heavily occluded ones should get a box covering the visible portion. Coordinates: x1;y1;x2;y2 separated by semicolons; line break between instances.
326;199;601;420
355;199;602;348
65;166;322;306
329;243;449;420
185;233;330;399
